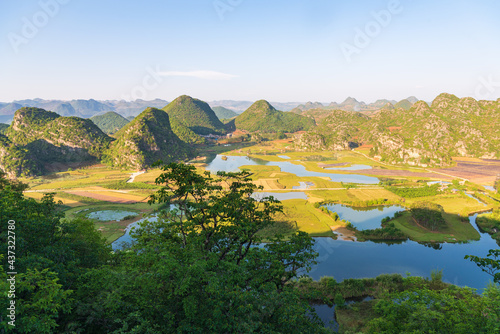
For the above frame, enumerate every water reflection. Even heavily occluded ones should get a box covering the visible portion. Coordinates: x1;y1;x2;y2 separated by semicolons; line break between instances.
309;214;497;291
204;155;379;184
323;203;404;230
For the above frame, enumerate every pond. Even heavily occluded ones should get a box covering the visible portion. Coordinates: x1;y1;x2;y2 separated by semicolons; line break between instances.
311;304;338;330
293;181;315;190
205;155;379;184
464;192;487;206
483;185;496;192
87;210;138;221
322;204;405;230
309;213;497;292
112;214;158;250
278;155;291;159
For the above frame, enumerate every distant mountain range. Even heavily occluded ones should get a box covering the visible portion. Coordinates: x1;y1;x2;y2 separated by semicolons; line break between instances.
0;96;421;123
2;93;496;176
0;99;170;121
291;96;419;113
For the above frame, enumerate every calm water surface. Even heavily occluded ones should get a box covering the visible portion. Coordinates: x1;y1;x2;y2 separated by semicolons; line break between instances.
309;213;497;292
322;204;405;230
205;155;379;184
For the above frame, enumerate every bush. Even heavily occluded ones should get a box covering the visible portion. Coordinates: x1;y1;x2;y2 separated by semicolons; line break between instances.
334;293;346;309
319;276;337;290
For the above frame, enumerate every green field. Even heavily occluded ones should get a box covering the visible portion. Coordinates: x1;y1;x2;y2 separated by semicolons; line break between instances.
391;211;480;243
20;139;496;244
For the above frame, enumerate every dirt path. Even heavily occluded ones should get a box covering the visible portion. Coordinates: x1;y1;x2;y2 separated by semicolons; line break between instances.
127;171;146;183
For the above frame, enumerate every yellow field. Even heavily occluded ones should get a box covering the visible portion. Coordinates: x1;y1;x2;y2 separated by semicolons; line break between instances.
24;191;82;207
278;199;341;237
347;189;401;202
20;140;497;243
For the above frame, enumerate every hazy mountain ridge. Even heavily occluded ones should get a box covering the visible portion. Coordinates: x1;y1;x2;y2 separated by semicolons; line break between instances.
90;112;131;135
212;106;238;120
0;98;170;118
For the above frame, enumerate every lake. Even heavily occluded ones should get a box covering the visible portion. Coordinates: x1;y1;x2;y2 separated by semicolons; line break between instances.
309;213;497;292
204;155;379;184
322;204;404;230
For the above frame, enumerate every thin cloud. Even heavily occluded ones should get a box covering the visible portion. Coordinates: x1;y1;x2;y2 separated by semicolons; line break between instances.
158;70;238;80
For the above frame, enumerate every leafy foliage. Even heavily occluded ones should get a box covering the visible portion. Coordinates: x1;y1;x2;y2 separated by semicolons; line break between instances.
0;172;110;331
0;123;8;135
466;249;500;283
387;184;440;198
169;117;206;144
71;163;325;332
366;285;500;333
409;201;446;231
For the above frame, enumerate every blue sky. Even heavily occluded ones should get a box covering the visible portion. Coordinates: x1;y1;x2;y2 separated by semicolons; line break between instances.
1;0;499;103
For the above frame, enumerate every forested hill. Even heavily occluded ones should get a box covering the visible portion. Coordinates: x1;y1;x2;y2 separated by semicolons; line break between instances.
163;95;226;135
4;107;113;174
90;111;130;135
212;106;238;120
295;93;500;166
104;107;194;169
234;100;316;133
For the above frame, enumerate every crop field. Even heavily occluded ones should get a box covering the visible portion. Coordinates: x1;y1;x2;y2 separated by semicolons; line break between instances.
278;199;340;237
433;158;500;185
20;139;499;244
27;167;133;190
65;187;149;204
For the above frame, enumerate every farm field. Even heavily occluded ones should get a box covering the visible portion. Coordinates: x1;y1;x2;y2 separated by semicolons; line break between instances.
19;138;500;244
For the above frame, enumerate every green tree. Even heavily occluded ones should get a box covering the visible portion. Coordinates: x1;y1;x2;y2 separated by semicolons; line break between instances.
72;162;326;333
465;249;500;283
367;285;500;333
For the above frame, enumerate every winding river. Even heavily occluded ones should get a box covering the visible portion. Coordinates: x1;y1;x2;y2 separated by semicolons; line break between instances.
113;155;498;292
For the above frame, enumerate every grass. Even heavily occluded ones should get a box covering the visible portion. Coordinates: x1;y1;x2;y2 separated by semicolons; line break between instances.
278;199;341;237
22;140;495;242
391;211;480;243
404;193;492;216
336;300;378;333
24;191;86;207
29;168;134;190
